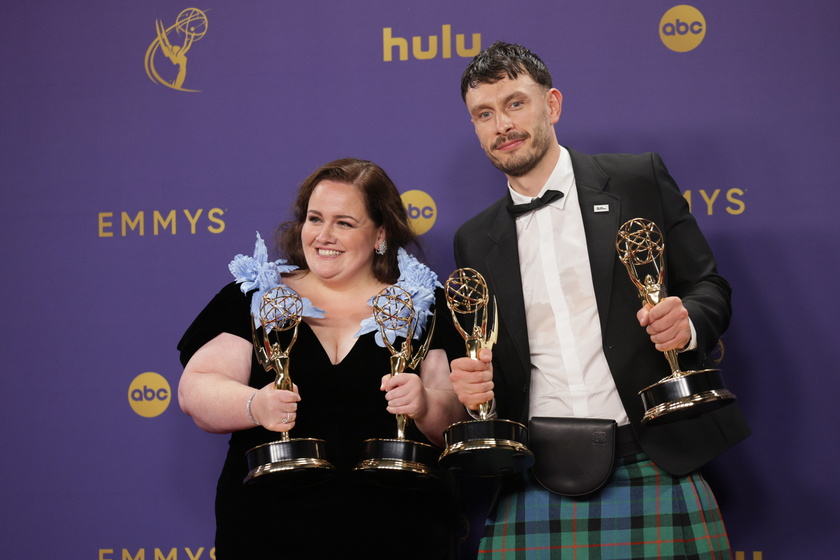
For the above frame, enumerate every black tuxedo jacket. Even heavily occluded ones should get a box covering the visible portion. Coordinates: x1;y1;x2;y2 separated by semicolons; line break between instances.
453;148;750;475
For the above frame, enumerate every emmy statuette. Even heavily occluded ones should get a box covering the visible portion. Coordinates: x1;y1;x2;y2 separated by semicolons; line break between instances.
244;286;334;486
616;218;737;425
353;286;443;487
438;268;535;476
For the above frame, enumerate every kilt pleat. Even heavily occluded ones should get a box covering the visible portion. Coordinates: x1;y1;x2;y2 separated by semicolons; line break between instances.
478;454;731;559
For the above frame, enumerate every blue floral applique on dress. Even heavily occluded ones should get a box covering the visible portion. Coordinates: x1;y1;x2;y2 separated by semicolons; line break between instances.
356;248;442;348
228;232;325;328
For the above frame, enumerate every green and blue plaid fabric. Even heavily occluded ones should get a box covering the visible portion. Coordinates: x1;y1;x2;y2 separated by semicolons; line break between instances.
478;454;731;559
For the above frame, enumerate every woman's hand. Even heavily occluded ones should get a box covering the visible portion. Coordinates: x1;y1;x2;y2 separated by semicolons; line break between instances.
251;383;301;432
381;373;428;420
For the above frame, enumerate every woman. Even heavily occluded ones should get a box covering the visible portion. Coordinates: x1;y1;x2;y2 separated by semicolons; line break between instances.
177;159;467;559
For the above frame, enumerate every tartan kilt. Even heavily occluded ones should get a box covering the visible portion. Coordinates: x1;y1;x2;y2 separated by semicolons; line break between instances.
477;454;732;560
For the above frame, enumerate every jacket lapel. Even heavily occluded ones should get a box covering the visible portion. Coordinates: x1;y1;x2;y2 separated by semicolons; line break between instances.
567;148;621;336
483;201;533;382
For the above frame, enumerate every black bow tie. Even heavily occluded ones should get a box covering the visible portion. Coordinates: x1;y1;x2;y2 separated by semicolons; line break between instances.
506;189;564;217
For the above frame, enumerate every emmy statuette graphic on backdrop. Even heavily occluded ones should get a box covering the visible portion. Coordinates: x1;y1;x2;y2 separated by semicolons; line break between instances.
439;268;534;476
244;286;334;486
144;8;208;92
616;218;736;425
353;285;443;486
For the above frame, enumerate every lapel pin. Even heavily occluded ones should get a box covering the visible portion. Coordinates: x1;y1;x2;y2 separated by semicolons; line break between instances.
594;204;610;213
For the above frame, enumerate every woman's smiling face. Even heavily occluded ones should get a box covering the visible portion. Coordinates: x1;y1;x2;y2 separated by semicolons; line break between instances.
300;179;385;285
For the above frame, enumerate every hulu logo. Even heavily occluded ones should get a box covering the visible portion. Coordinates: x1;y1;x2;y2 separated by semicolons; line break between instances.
383;25;481;61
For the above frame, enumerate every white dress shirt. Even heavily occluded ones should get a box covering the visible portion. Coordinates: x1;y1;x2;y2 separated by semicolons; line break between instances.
509;146;630;426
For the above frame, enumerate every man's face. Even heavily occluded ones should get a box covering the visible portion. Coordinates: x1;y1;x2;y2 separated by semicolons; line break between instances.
464;74;560;177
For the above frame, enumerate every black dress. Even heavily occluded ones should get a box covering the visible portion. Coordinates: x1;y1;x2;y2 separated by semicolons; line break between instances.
178;282;464;559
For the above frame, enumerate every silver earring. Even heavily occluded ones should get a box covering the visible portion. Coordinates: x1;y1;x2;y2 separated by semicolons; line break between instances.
375;241;387;255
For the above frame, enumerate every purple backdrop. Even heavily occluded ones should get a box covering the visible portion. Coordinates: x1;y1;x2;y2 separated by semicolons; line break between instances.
2;1;838;558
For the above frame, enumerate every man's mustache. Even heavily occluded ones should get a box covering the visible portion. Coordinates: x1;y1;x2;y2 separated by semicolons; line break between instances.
492;131;530;150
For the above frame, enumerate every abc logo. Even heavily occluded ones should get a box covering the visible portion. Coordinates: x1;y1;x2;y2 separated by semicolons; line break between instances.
128;372;171;418
401;190;437;235
660;5;706;52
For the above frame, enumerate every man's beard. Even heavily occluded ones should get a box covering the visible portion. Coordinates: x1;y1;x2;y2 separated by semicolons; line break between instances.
486;125;552;177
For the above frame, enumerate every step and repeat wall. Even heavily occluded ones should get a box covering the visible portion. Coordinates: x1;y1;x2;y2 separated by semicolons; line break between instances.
2;1;838;558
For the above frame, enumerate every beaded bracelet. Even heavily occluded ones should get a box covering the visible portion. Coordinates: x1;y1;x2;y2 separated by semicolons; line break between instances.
246;391;260;426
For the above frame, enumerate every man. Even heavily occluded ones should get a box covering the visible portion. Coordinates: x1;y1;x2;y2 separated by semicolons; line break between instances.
449;42;749;559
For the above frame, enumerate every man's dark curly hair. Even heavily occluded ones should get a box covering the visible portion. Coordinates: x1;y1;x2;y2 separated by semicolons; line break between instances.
460;41;553;101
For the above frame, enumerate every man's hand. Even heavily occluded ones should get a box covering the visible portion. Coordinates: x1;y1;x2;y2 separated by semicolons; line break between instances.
637;296;691;352
449;348;494;410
